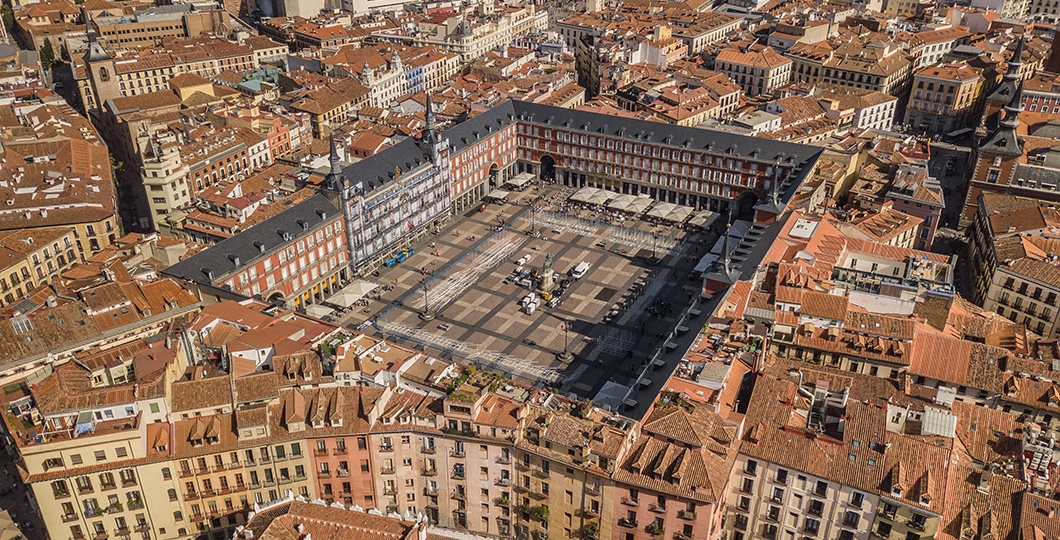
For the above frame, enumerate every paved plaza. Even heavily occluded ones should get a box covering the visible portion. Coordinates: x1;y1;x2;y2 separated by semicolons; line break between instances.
338;186;717;397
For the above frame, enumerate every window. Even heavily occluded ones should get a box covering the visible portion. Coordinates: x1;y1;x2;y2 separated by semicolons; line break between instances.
94;451;106;462
850;491;864;508
744;460;757;474
741;478;753;493
71;454;83;465
808;499;823;516
843;511;859;527
814;480;828;496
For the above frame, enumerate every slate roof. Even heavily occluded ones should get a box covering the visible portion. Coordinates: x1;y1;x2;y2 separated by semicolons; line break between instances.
162;194;340;286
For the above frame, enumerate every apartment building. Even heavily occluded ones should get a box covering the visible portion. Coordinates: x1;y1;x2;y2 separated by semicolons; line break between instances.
512;402;632;540
723;364;952;540
814;85;898;132
967;193;1060;338
92;6;231;48
714;47;792;97
164;194;347;308
74;34;280;112
905;63;983;135
611;400;737;540
0;228;84;307
287;77;371;137
0;95;120;257
372;6;548;62
819;42;911;96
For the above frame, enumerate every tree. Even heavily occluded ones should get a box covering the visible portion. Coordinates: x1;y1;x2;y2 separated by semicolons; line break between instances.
39;38;55;71
0;4;13;30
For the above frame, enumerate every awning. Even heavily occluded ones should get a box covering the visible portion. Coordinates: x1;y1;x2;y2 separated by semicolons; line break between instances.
687;211;720;229
486;189;510;201
324;280;379;307
607;194;652;214
305;304;333;319
646;202;695;223
569;187;612;206
505;172;535;189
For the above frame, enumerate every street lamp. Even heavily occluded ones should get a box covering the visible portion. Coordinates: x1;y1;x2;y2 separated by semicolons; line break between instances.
419;280;434;321
557;320;572;361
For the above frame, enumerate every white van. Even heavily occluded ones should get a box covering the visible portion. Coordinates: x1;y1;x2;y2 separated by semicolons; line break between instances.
571;262;590;279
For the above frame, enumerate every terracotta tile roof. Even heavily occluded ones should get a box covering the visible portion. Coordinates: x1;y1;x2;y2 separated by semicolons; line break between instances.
800;290;848;320
908;330;974;385
614;402;739;502
1020;494;1060;540
171;374;233;413
234;371;279;404
243;500;421;540
950;400;1023;465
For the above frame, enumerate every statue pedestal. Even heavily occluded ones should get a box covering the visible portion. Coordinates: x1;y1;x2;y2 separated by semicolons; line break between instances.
541;268;556;293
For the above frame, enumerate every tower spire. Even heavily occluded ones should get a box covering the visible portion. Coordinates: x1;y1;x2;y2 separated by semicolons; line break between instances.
1006;37;1025;80
721;207;733;277
425;92;436;134
325;130;344;189
1002;80;1025;130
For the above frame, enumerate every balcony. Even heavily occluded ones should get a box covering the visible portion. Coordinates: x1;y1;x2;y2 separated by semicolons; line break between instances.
679;510;695;520
274;454;288;463
451;450;465;458
227;461;242;470
93;532;108;540
114;527;130;536
515;462;530;471
379;445;394;453
62;513;78;523
333;447;348;455
381;466;395;475
451;490;466;500
619;518;638;528
179;469;194;478
317;470;332;479
337;469;350;477
121;478;137;487
184;491;199;500
908;520;927;531
135;523;150;533
78;486;95;495
383;485;397;495
532;531;548;540
532;468;550;479
496;455;511;464
278;476;292;485
451;470;465;480
585;485;600;496
314;448;329;457
259;455;271;464
127;500;144;511
495;477;511;487
579;508;599;518
529;489;548;500
54;489;71;499
421;446;436;454
190;513;205;522
649;503;666;514
513;484;529;494
424;486;438;496
621;497;639;507
422;468;438;477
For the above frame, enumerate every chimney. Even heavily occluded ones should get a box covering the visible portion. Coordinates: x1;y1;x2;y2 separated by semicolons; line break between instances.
417;522;428;540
